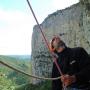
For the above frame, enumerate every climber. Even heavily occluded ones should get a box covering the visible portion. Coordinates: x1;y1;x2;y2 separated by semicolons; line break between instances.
50;36;90;90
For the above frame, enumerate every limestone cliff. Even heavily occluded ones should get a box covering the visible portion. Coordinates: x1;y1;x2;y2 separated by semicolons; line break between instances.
31;0;90;84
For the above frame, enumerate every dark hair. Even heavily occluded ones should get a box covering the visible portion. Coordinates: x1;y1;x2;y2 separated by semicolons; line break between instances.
58;40;66;48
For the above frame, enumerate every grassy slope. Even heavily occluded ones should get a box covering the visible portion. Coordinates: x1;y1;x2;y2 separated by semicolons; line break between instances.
15;81;52;90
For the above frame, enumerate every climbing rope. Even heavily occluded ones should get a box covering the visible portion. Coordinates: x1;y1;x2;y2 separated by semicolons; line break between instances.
26;0;63;76
26;1;66;89
0;60;61;80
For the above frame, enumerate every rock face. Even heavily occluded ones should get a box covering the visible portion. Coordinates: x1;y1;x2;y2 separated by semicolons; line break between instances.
31;0;90;84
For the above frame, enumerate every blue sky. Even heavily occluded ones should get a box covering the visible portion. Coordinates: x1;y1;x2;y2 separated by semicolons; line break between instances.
0;0;79;55
0;0;27;11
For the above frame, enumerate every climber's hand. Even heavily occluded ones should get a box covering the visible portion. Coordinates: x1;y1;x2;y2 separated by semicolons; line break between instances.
61;74;76;87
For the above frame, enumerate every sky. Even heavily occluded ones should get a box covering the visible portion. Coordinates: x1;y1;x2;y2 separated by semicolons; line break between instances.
0;0;79;55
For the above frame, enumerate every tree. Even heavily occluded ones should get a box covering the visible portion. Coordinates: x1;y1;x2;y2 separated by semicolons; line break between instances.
0;75;15;90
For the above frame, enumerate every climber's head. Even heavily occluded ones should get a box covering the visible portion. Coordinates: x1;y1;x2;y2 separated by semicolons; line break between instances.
50;36;66;52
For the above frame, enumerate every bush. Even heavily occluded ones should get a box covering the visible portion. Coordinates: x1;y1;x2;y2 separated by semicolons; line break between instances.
0;76;16;90
15;81;52;90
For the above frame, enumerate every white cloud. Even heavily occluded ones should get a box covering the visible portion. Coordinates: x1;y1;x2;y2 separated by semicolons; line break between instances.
51;0;79;10
0;0;79;55
0;8;35;55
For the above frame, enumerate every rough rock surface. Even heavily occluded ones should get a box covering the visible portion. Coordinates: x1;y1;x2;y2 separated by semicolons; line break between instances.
31;0;90;84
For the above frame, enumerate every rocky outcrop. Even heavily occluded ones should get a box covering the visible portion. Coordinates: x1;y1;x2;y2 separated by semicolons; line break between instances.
31;0;90;84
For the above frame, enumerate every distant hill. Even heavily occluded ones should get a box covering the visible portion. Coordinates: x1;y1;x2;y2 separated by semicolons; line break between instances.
0;55;19;64
0;55;31;73
6;55;31;61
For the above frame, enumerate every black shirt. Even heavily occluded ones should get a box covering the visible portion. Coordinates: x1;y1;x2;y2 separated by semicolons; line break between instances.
52;47;90;90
